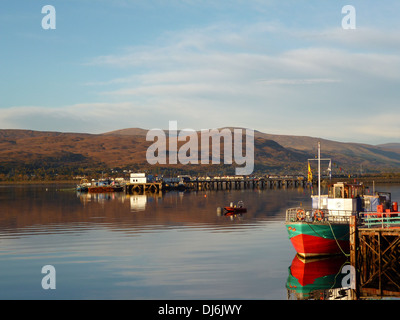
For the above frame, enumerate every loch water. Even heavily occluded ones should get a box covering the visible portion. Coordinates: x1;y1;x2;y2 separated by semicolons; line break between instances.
0;183;399;300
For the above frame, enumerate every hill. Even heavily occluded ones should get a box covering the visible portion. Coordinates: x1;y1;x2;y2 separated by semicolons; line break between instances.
0;128;399;180
376;143;400;154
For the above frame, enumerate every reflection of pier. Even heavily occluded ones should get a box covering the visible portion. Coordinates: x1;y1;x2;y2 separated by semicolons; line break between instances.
129;194;147;212
350;215;400;299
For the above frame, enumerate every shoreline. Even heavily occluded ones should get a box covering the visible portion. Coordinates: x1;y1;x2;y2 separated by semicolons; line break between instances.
1;176;400;186
0;180;76;185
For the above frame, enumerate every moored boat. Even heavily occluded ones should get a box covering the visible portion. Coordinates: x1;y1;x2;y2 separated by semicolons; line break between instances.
88;185;124;193
76;178;90;192
78;178;124;193
224;200;247;214
286;209;351;257
285;142;399;258
286;188;399;258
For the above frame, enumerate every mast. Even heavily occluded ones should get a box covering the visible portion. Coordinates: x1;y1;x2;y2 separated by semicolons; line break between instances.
318;141;321;209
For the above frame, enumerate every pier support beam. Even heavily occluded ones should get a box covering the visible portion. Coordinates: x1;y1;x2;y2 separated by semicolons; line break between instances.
352;225;400;299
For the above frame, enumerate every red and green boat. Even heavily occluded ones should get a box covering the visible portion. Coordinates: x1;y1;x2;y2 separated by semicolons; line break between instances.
286;142;366;258
286;181;368;258
286;219;350;258
286;142;398;258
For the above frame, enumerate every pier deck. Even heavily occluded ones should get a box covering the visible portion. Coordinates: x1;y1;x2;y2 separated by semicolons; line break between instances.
184;177;307;191
126;177;309;193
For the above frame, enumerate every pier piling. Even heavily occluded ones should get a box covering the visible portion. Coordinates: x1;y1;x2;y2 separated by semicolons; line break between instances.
350;214;400;299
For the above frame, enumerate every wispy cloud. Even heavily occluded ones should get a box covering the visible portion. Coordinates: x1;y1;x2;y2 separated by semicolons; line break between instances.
3;20;400;143
257;78;341;85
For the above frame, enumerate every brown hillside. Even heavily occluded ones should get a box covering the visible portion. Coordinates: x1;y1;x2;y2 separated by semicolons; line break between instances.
0;128;399;175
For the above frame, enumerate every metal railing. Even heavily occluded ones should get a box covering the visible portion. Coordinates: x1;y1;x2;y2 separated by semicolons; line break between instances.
286;207;400;228
359;212;400;229
286;207;355;224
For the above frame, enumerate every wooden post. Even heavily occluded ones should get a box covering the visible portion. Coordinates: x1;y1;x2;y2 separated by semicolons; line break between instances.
350;215;358;299
378;231;382;296
350;215;357;267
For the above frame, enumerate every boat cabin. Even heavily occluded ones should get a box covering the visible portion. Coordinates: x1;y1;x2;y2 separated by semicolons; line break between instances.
312;182;366;216
328;182;365;199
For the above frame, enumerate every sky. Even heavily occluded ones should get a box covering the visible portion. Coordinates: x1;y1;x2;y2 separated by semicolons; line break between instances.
0;0;399;144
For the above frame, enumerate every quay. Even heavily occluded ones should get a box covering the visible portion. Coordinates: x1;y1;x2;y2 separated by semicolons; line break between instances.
125;176;309;193
125;182;163;193
184;177;308;191
350;212;400;299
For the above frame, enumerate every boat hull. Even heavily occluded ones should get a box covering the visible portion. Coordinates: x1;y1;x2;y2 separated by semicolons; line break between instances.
88;186;124;193
286;222;349;258
224;207;247;214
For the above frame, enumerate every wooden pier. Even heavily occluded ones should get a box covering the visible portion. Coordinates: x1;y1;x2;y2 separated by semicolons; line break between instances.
125;177;309;193
350;214;400;299
125;182;163;193
185;177;308;191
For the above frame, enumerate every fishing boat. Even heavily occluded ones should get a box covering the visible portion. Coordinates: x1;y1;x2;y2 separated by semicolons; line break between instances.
286;181;365;257
224;200;247;214
285;142;399;258
88;185;124;193
83;179;124;193
76;178;91;192
88;180;124;192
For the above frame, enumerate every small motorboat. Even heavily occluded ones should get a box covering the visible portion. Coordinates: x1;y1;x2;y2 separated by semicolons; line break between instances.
224;200;247;214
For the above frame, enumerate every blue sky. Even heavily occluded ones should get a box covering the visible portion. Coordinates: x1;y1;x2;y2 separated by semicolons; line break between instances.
0;0;399;144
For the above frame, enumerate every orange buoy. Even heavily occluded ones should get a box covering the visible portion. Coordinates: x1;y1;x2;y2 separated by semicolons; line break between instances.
314;210;324;221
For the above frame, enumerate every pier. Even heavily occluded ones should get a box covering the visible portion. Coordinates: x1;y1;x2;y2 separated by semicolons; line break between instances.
350;214;400;299
125;182;163;193
124;175;309;193
174;177;308;191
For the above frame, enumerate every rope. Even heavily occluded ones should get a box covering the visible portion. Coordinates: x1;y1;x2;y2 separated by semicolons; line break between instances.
330;259;350;290
328;221;350;257
304;217;352;258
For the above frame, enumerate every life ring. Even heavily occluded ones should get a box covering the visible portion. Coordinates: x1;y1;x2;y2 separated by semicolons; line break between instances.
296;209;306;221
314;210;324;221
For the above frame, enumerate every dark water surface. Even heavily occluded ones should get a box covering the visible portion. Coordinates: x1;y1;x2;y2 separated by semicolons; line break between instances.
0;183;399;300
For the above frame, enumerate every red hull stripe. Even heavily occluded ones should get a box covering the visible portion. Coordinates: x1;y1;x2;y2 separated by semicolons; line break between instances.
290;255;347;286
290;233;349;256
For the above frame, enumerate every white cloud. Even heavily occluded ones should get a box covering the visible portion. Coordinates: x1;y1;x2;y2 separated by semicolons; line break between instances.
4;23;400;143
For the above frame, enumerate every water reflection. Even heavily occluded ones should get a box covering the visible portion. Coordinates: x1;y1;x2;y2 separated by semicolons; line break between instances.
287;254;350;300
77;191;159;212
1;184;399;299
1;185;305;299
287;253;400;300
0;186;308;248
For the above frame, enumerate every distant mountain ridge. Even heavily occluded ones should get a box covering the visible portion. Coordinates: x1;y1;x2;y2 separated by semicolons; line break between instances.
0;128;399;176
376;143;400;154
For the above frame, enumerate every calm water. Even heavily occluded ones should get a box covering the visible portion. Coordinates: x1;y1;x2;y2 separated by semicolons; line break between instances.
0;183;399;300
